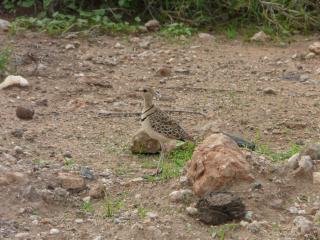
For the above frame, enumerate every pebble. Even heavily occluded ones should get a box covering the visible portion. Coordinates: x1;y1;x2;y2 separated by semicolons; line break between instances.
146;212;158;220
0;19;10;31
49;228;60;235
65;44;75;50
198;33;215;40
16;106;35;120
15;232;30;239
309;41;320;55
299;74;310;82
263;87;277;95
75;218;84;224
169;189;193;202
287;153;300;169
115;42;124;49
293;216;314;235
250;31;271;42
114;218;121;224
14;146;24;155
313;172;320;184
186;206;198;215
145;19;160;31
298;155;313;172
93;236;103;240
89;182;105;199
305;52;316;59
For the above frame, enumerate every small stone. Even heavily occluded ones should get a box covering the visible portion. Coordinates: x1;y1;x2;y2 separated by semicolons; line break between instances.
293;216;314;235
169;189;193;202
89;182;105;199
156;67;171;77
138;41;150;49
11;129;25;138
313;172;320;184
250;31;271;42
302;144;320;160
93;236;103;240
0;19;10;31
57;172;86;191
186;206;198;216
83;196;91;203
198;33;215;41
251;181;263;190
145;19;160;32
263;87;277;95
80;166;95;179
114;218;121;224
14;146;24;155
305;52;316;59
270;199;284;210
16;106;35;120
298;155;313;172
49;228;60;235
309;42;320;55
75;218;84;224
131;129;160;154
146;212;158;220
287;153;300;170
0;75;29;90
240;220;249;227
65;44;75;50
247;221;261;233
15;232;30;239
115;42;124;49
179;176;189;185
300;74;310;82
288;206;299;214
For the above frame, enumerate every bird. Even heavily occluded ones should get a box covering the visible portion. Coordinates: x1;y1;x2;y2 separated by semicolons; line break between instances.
138;86;194;173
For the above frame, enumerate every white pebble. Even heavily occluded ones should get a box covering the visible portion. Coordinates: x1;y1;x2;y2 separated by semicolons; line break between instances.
49;228;60;235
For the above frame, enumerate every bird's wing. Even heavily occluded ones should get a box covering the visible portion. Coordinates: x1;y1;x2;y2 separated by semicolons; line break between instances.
149;108;193;141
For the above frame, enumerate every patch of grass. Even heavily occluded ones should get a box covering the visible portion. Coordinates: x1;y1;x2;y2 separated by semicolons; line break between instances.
255;144;302;162
160;23;195;38
225;26;237;39
80;201;94;213
103;197;125;218
0;48;11;77
146;142;195;182
138;206;147;219
210;223;240;240
63;157;76;168
32;159;49;166
10;11;141;36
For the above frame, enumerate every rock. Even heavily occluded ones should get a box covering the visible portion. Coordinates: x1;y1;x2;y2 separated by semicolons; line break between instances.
287;153;300;169
313;172;320;184
131;129;161;154
22;185;40;201
186;133;253;196
115;42;124;49
0;19;10;31
89;182;105;199
93;236;103;240
305;52;316;59
269;199;284;210
65;44;75;50
263;87;277;95
292;216;314;235
16;106;35;120
250;31;271;42
145;19;160;32
298;155;313;172
309;42;320;55
80;166;95;179
198;33;215;41
169;189;193;202
57;172;86;191
49;228;60;235
138;40;150;49
247;221;262;233
196;191;246;225
2;172;27;185
302;144;320;160
14;146;24;155
199;121;221;139
156;67;171;77
0;75;29;90
11;129;25;138
300;74;310;82
146;212;158;220
75;218;84;224
251;181;263;190
288;206;299;214
179;176;190;186
15;232;30;239
186;206;198;216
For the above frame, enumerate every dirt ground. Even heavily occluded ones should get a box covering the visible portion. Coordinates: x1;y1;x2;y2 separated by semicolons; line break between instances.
0;30;320;240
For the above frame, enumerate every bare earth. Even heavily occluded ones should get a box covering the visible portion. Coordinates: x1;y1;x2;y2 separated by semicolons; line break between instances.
0;31;320;240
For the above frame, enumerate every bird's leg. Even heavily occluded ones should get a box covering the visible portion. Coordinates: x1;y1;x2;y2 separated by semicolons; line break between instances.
157;142;166;174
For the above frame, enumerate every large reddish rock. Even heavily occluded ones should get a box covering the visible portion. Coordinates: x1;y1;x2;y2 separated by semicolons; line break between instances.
131;129;161;154
186;133;253;196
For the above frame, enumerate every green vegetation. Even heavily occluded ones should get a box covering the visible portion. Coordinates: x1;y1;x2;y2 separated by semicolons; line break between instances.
137;206;147;219
103;197;125;218
80;201;94;213
146;142;195;182
0;48;11;77
63;157;76;168
210;223;240;240
2;0;320;36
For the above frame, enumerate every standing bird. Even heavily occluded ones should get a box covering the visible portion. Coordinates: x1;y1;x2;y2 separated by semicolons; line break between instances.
138;86;194;172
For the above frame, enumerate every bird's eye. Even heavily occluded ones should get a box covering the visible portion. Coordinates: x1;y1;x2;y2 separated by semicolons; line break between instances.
143;89;147;92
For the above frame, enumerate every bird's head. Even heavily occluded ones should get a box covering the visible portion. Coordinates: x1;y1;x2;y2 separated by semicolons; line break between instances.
137;86;160;102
